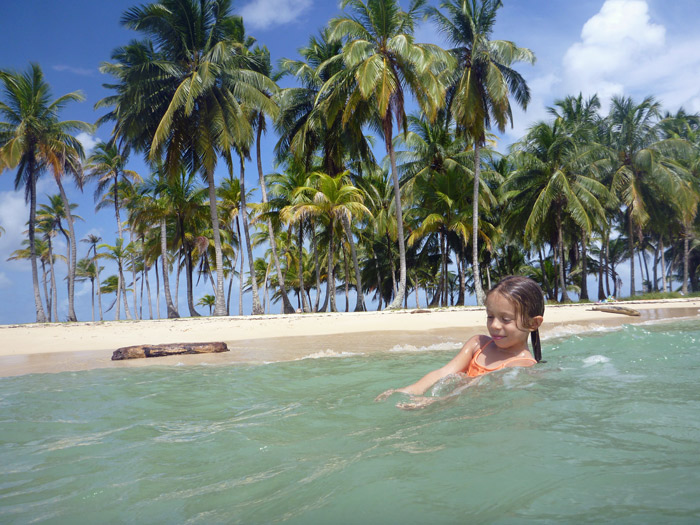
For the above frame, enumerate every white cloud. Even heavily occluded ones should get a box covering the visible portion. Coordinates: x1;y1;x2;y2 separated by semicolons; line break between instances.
238;0;312;30
0;191;29;269
76;132;99;153
563;0;665;103
52;64;94;77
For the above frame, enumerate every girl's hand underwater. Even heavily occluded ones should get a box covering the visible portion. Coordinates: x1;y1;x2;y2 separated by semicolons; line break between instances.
374;389;398;402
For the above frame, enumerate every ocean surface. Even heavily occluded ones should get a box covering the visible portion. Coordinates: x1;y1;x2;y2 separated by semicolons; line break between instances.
1;318;699;523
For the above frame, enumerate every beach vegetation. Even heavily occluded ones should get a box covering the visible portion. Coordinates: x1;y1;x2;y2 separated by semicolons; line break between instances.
2;1;700;322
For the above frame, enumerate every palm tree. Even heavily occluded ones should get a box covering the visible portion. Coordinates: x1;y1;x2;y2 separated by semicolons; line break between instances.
37;194;83;315
76;257;99;321
605;95;687;296
98;0;278;316
197;294;216;315
0;64;89;322
137;167;180;318
504;116;609;303
98;239;133;320
428;0;535;304
326;0;453;309
248;45;295;314
285;172;370;312
81;234;104;320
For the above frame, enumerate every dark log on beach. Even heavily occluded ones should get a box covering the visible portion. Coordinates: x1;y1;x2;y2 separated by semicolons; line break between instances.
112;342;229;360
590;306;641;316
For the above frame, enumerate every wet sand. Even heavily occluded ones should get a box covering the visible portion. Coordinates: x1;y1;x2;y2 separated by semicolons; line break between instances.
1;299;698;377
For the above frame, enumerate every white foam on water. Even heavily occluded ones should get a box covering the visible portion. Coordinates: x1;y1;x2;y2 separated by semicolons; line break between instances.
298;350;363;360
582;355;611;366
388;342;462;353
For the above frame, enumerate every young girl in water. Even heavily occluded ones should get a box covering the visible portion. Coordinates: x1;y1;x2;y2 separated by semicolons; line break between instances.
376;276;545;406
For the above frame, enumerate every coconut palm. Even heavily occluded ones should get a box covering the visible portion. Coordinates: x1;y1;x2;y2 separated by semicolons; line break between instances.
98;0;278;316
98;238;132;320
0;64;90;322
197;294;216;315
428;0;535;304
81;234;104;320
325;0;453;309
605;95;688;296
285;172;370;312
504;116;609;303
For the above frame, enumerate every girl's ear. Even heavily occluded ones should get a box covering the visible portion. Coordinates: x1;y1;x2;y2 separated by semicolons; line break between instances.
529;315;544;331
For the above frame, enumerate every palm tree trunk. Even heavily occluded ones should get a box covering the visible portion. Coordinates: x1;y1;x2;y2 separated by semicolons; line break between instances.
472;142;486;306
628;212;635;296
94;249;103;321
341;215;365;312
328;219;336;312
28;163;48;322
660;236;668;292
457;248;466;306
343;248;350;312
312;223;322;312
154;259;161;319
557;210;570;302
40;259;51;321
47;239;58;322
580;230;589;300
256;119;295;314
237;217;244;316
298;223;309;313
386;139;407;310
205;169;227;316
386;234;397;298
683;225;690;295
129;232;139;319
238;156;263;315
56;180;78;321
185;248;200;317
160;218;179;318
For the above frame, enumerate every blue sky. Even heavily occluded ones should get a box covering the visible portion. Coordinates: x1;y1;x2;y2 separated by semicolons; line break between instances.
1;0;700;324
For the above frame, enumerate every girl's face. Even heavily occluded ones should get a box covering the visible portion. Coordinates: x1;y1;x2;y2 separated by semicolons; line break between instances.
485;292;533;352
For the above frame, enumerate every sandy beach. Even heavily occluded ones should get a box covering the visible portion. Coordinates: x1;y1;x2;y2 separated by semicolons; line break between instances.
1;298;698;377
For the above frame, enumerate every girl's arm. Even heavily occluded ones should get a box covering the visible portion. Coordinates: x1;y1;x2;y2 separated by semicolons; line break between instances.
375;335;483;400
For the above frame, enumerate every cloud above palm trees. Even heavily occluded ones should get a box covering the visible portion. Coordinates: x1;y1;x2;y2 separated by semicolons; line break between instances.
238;0;312;29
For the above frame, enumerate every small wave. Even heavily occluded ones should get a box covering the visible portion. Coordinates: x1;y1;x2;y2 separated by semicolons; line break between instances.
582;355;610;366
543;323;621;341
389;342;461;353
298;350;363;360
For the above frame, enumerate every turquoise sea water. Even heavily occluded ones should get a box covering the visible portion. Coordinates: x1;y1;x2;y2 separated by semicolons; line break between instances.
1;319;700;524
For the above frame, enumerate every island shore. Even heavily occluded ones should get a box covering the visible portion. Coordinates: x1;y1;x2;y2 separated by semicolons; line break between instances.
1;298;698;377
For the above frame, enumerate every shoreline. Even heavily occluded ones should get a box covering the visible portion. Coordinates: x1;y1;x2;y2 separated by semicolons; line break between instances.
1;298;698;377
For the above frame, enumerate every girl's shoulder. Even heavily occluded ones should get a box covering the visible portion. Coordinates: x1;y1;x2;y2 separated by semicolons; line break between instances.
462;334;492;355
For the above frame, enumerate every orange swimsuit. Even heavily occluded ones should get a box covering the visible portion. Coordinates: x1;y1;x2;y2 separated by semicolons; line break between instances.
464;342;536;377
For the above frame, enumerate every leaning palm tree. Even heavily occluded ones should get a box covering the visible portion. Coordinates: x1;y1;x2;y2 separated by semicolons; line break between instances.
0;64;89;322
428;0;535;304
97;0;278;316
325;0;453;309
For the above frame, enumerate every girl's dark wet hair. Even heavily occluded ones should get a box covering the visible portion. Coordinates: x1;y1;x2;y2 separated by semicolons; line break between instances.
486;275;546;362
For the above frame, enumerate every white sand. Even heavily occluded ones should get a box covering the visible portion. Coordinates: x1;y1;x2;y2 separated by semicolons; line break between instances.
1;299;698;376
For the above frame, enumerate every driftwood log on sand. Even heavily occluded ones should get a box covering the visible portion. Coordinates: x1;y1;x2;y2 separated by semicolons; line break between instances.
590;305;641;316
112;342;229;360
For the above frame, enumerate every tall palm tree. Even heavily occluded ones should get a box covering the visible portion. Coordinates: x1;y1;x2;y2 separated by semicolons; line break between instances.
98;238;132;320
428;0;534;304
248;44;295;314
504;117;609;303
98;0;278;316
0;64;89;322
605;95;686;296
81;234;104;320
326;0;453;309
